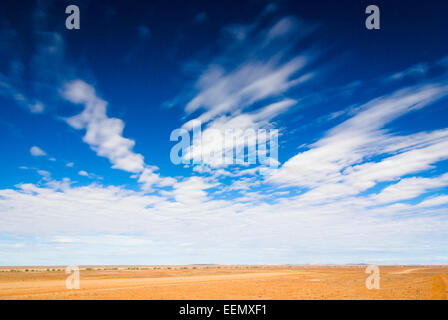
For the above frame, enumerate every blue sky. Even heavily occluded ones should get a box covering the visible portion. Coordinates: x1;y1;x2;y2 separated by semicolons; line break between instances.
1;0;448;265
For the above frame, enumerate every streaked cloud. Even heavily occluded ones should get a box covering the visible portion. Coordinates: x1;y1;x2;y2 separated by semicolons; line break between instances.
62;80;145;173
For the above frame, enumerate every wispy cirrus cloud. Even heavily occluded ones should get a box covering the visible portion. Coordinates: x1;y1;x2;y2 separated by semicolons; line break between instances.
176;13;319;170
180;13;318;125
270;82;448;197
369;173;448;205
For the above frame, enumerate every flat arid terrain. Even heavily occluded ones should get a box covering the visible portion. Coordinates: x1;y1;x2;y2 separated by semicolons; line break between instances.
0;265;447;300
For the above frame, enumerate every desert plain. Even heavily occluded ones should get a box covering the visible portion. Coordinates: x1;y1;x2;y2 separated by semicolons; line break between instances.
0;265;447;300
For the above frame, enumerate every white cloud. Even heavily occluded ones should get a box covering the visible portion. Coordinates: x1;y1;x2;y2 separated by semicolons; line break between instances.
177;15;318;171
171;176;216;205
388;63;428;81
184;57;308;126
0;14;67;115
37;170;50;177
29;101;44;113
417;195;448;208
265;17;297;42
78;170;89;177
66;162;74;167
30;146;46;156
62;80;175;190
62;80;145;173
370;173;448;204
181;15;316;131
0;177;447;264
184;99;294;167
76;170;103;180
138;166;176;191
270;83;448;195
0;73;46;114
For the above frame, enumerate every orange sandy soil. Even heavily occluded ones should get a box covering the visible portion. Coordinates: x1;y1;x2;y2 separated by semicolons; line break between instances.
0;265;447;300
